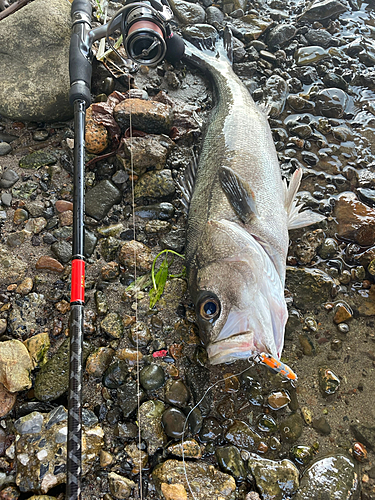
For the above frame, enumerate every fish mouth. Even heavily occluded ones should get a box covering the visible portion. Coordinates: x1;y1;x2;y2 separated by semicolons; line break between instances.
207;332;258;365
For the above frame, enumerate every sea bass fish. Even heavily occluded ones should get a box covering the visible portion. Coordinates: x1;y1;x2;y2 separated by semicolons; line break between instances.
180;29;324;365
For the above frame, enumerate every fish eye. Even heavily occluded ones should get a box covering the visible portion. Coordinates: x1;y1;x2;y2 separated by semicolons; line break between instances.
199;297;220;321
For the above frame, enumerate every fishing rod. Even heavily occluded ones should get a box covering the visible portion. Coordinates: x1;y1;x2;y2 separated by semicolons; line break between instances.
67;1;184;498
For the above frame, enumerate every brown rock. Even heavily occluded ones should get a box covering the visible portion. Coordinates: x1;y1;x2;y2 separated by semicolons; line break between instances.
161;483;188;500
35;256;64;272
101;261;120;280
55;200;73;212
333;192;375;246
16;277;33;295
333;303;352;324
114;98;174;134
0;339;32;392
85;106;109;154
86;347;115;377
119;240;153;272
0;382;16;417
13;208;28;224
116;348;143;363
55;300;70;314
59;210;73;226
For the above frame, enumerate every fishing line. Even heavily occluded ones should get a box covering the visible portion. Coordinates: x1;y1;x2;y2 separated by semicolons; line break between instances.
181;358;256;500
128;73;143;500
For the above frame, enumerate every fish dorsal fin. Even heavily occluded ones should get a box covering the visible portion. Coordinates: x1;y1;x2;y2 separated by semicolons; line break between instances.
285;168;326;229
176;152;198;213
219;166;258;223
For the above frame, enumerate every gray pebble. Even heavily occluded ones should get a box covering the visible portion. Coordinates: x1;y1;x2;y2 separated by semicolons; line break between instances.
0;142;11;156
140;364;165;391
0;169;19;188
1;193;12;207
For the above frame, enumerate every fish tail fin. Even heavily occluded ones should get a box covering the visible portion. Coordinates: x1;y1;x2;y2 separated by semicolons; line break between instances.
183;26;233;68
285;169;326;230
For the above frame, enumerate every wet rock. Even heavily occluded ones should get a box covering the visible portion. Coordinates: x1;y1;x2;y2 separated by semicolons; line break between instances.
0;169;19;189
305;29;333;48
232;15;272;42
334;192;375;246
0;340;32;392
85;106;109;154
299;0;348;21
35;256;64;273
200;417;223;443
119;240;153;272
122;135;174;176
286;267;335;309
94;290;108;315
24;332;50;369
225;420;261;450
19;151;57;170
294;229;325;264
0;486;20;499
294;453;360;500
0;0;72;122
323;72;349;91
117;379;145;419
135;202;175;220
114;98;173;134
108;472;135;499
124;442;148;472
279;413;303;442
0;383;16;417
216;446;246;481
357;187;375;207
8;292;45;337
318;237;338;259
140;364;165;391
318;368;340;395
289;123;313;139
258;76;288;118
168;0;205;24
295;46;330;65
135;169;175;199
248;454;299;500
312;416;331;435
162;407;187;439
267;24;296;49
268;391;291;410
101;313;124;339
290;445;315;466
138;400;167;454
145;220;171;234
103;360;129;389
287;95;314;112
167;439;202;459
165;379;189;407
314;88;349;119
152;459;236;500
85;180;122;220
334;302;352;323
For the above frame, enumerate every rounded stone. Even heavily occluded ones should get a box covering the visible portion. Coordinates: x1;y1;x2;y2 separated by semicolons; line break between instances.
103;360;129;389
279;413;304;443
108;472;136;499
318;368;340;395
268;391;291;410
200;417;223;443
129;321;152;348
290;445;315;466
0;142;12;156
140;364;165;391
318;238;338;259
216;445;246;481
165;379;189;407
162;407;187;439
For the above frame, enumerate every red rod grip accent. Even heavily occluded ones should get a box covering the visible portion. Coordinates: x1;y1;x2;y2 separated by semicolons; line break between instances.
71;259;85;303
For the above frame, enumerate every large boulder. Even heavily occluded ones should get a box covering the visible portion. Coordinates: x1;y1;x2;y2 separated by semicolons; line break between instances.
0;0;72;122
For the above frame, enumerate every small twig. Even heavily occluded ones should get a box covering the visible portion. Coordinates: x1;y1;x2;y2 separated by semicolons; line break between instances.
0;0;32;21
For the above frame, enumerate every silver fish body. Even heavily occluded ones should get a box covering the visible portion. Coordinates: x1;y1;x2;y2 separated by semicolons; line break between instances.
181;32;322;365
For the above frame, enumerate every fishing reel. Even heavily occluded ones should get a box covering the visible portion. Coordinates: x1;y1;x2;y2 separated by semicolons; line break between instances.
115;0;185;66
69;0;185;105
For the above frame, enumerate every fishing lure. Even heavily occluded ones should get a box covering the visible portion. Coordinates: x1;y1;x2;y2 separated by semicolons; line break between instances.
255;352;298;382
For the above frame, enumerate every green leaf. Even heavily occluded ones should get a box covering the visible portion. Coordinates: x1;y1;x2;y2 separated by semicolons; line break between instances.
126;274;152;292
149;257;169;308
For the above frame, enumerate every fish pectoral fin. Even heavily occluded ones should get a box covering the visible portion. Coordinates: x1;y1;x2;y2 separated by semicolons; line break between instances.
284;169;326;230
219;166;258;223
